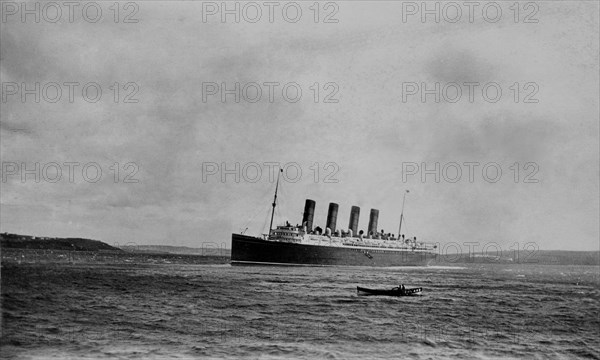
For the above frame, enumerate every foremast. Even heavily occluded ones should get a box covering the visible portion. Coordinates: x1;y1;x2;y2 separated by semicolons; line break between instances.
268;168;283;235
398;190;409;237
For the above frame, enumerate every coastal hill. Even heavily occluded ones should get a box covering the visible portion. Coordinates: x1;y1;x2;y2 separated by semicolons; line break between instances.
0;233;230;257
1;233;122;252
1;233;230;265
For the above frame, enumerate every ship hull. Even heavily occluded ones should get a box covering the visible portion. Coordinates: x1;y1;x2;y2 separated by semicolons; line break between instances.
231;234;437;267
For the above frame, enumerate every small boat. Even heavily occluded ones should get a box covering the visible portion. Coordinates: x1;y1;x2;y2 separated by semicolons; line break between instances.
356;286;422;296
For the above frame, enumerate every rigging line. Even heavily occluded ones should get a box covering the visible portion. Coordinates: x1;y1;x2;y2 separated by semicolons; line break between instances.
275;184;287;223
402;216;409;237
241;184;271;224
278;180;296;225
278;190;294;226
261;206;273;235
273;197;284;226
241;202;270;232
240;179;281;230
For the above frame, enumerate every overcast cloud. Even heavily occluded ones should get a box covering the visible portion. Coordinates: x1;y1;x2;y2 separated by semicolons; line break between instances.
1;1;598;251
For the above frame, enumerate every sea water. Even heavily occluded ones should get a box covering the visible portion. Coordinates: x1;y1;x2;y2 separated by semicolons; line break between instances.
1;262;599;359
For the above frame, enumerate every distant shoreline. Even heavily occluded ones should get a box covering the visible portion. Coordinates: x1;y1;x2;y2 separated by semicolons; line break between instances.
1;248;230;265
1;232;230;265
1;232;597;266
1;232;230;256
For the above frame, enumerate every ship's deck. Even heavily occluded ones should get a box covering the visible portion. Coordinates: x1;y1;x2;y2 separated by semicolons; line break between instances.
266;225;437;252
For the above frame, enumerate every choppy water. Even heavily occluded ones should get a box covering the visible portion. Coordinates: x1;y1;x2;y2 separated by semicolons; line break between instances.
2;262;599;359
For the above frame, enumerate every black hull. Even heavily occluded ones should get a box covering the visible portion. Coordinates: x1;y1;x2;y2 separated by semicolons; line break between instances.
231;234;437;267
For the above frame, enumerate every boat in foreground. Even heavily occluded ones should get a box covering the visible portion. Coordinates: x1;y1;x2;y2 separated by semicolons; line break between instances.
356;286;423;296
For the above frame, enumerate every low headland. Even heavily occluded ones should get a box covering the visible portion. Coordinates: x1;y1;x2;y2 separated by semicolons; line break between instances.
1;232;230;265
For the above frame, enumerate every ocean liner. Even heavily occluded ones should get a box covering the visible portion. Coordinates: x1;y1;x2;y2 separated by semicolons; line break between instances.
231;173;438;267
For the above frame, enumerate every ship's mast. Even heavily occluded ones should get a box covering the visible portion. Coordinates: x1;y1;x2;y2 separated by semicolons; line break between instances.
268;168;283;235
398;190;409;237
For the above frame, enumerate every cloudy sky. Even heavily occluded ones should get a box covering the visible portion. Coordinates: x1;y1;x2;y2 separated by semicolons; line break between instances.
1;1;598;251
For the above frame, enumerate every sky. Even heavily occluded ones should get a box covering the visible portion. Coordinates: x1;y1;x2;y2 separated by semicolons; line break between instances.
1;1;598;252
